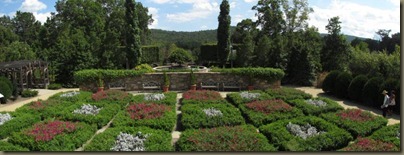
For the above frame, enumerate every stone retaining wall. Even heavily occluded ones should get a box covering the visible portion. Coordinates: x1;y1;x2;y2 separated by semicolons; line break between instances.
79;72;281;92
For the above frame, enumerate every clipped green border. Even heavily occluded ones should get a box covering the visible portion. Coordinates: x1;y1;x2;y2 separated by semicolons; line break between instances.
226;91;274;107
287;97;344;116
0;141;29;151
0;112;41;139
369;123;400;147
265;87;312;100
132;92;177;106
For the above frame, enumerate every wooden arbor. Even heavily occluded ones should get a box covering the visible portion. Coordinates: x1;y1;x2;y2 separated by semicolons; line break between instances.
0;60;49;92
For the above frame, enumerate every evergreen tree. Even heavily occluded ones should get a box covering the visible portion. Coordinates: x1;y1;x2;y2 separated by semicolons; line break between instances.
125;0;142;69
217;0;231;68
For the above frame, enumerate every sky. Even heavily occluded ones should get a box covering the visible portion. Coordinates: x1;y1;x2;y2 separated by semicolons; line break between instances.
0;0;400;39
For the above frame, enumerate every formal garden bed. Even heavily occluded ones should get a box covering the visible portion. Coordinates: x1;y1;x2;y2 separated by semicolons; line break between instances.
0;112;41;140
182;90;227;105
226;91;273;106
286;97;344;116
0;141;29;151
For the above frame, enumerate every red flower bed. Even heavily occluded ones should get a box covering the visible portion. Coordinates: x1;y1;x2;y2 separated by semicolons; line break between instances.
245;99;292;114
92;90;128;101
336;109;374;122
183;90;223;101
26;120;78;142
29;101;47;110
341;137;398;151
127;103;170;120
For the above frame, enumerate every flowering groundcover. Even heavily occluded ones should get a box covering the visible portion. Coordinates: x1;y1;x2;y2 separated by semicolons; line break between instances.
91;90;133;108
320;109;388;138
111;103;176;132
0;141;29;151
181;103;245;130
0;112;41;139
14;99;70;120
176;125;276;151
259;116;353;151
83;126;173;151
182;90;227;105
339;137;399;151
239;99;304;127
226;91;273;106
8;120;96;151
133;92;177;106
369;123;400;148
287;97;344;116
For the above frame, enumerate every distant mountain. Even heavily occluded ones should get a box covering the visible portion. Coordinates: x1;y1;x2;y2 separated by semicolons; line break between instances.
319;33;370;42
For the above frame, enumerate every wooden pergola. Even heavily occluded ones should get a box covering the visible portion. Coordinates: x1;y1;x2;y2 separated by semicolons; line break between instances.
0;60;49;92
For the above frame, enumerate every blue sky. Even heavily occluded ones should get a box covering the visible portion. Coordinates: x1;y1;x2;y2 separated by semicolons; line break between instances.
0;0;400;39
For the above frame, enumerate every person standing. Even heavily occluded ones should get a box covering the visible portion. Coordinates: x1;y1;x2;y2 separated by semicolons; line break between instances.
380;90;390;118
387;90;396;116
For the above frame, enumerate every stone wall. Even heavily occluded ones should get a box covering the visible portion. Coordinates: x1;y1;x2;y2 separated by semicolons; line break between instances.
79;72;281;92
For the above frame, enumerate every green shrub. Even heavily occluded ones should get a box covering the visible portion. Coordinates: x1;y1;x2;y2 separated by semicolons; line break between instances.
74;69;148;85
320;109;388;138
182;90;228;105
0;112;41;139
0;81;12;102
361;77;384;108
322;70;341;94
21;89;39;98
0;76;13;94
348;75;368;102
181;103;245;130
168;48;193;65
111;103;176;132
212;67;285;83
14;99;72;120
369;123;400;148
91;90;133;108
48;91;93;103
47;83;62;90
141;45;161;64
176;125;277;151
339;137;399;151
259;116;353;151
334;72;353;98
226;91;273;107
135;64;154;72
287;97;344;116
265;87;312;101
0;141;29;151
239;99;304;127
8;120;96;151
84;126;173;151
132;92;177;106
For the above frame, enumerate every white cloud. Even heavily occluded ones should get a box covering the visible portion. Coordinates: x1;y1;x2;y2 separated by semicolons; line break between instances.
386;0;400;6
19;0;46;12
200;25;208;29
230;1;236;9
148;7;159;29
166;0;219;23
149;0;171;4
232;14;244;25
244;0;257;3
32;12;51;24
309;0;400;38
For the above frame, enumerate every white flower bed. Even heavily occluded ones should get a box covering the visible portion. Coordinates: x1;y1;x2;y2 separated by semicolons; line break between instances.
144;93;165;101
73;104;102;115
60;91;80;98
305;99;327;107
0;113;13;126
110;132;150;151
203;108;223;117
286;122;326;140
240;92;261;100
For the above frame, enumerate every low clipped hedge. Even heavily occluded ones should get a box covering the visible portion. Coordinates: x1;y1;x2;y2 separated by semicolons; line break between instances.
287;97;344;116
239;99;304;127
55;102;121;129
8;120;96;151
348;75;368;102
322;70;341;94
265;87;312;101
320;109;388;138
0;112;41;139
48;91;93;103
14;99;72;120
176;125;277;151
111;103;176;132
21;89;39;98
334;72;352;98
226;91;273;107
369;123;400;148
181;90;227;105
74;69;149;85
47;83;62;90
0;141;29;151
361;77;384;108
84;126;173;151
259;116;353;151
181;103;245;130
339;137;399;151
133;92;177;106
212;67;285;83
90;90;133;108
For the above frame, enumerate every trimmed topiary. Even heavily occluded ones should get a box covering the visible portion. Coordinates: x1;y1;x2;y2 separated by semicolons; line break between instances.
182;90;227;105
259;116;353;151
181;103;245;130
361;77;384;108
8;120;96;151
320;109;388;138
287;97;344;116
369;123;400;148
21;89;39;98
133;92;177;106
265;87;312;101
176;125;277;151
84;126;173;151
348;75;368;102
0;141;29;151
226;91;273;107
334;72;353;98
322;70;341;94
0;112;41;139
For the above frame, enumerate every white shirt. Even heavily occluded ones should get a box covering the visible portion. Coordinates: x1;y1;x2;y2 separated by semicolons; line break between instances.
382;95;390;108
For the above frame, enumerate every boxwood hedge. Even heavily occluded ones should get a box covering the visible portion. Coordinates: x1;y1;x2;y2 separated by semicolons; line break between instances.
226;91;273;107
0;141;29;151
369;123;400;148
90;90;133;109
286;97;344;116
320;109;388;138
259;116;353;151
176;125;277;151
74;69;148;85
181;90;228;105
339;137;399;151
132;92;177;106
48;91;93;103
211;67;285;83
83;126;173;151
181;103;245;130
8;120;96;151
265;87;312;101
0;112;41;139
14;99;73;120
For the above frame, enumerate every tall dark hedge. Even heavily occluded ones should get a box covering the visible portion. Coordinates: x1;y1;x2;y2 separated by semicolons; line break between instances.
362;77;384;108
348;75;368;102
200;44;218;62
322;70;341;94
141;46;160;64
0;81;12;102
334;72;353;98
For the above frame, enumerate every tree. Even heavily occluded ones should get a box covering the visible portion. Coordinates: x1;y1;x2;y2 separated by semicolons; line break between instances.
231;19;257;44
12;11;41;46
217;0;231;68
253;0;285;37
4;41;36;62
168;48;193;66
235;32;254;67
125;0;142;69
282;0;313;33
253;35;270;67
321;16;351;71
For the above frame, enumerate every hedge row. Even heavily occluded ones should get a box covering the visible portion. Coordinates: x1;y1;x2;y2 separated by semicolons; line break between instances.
287;97;344;116
132;92;177;106
212;67;285;83
84;126;173;151
0;112;41;139
0;141;29;151
181;90;228;105
369;123;400;148
14;99;72;120
259;116;353;151
226;91;273;107
74;69;149;84
265;87;312;101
